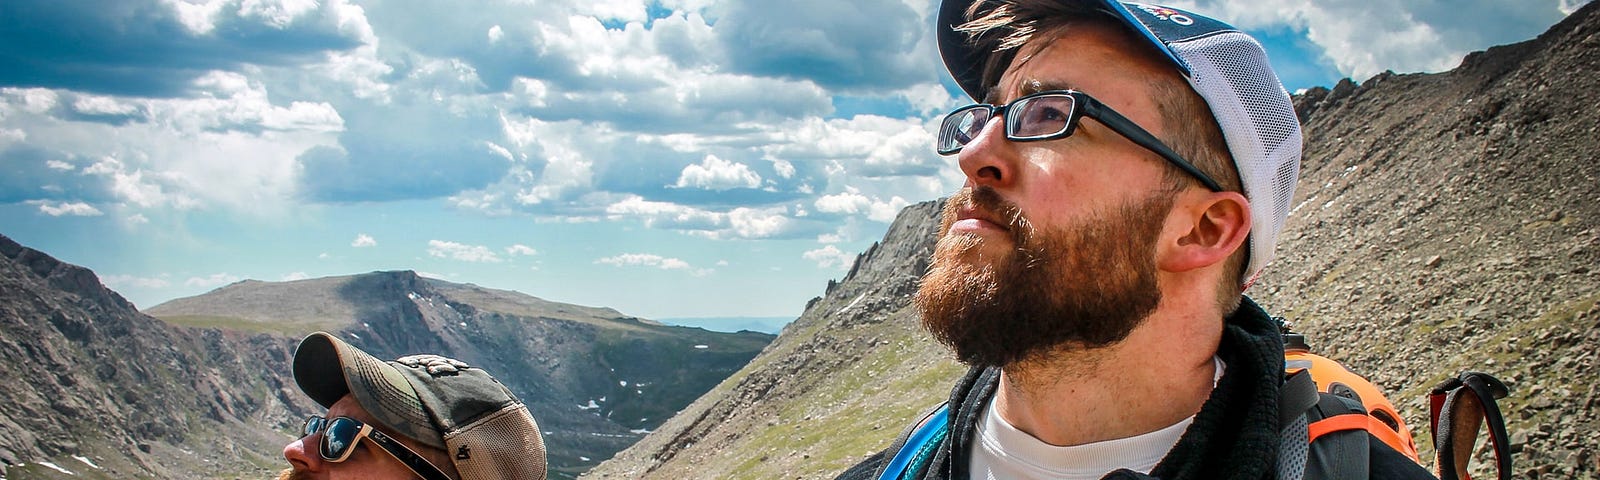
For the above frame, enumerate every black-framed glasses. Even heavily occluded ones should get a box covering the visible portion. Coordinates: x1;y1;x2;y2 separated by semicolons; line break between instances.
936;90;1223;192
302;415;452;480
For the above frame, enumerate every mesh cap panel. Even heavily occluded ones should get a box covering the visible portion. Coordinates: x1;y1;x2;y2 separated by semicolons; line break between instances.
445;404;547;480
1168;30;1303;286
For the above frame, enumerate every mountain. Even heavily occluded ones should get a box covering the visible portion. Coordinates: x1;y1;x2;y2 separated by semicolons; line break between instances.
0;235;773;479
145;270;775;479
0;233;310;479
585;3;1600;479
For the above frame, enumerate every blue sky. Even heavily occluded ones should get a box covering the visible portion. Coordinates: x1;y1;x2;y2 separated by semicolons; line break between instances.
0;0;1586;321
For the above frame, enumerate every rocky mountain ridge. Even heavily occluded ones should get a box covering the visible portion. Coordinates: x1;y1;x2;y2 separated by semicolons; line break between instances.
586;2;1600;478
0;234;773;479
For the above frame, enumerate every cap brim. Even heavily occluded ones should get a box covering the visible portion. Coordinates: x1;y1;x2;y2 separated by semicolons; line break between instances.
937;0;1188;101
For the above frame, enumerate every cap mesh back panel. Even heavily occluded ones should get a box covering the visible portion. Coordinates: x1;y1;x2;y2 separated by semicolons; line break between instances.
446;404;547;480
1173;31;1303;284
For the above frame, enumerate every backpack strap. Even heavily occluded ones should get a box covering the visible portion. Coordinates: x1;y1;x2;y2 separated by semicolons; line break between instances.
1277;370;1318;480
1280;369;1374;480
1429;372;1512;480
877;403;951;480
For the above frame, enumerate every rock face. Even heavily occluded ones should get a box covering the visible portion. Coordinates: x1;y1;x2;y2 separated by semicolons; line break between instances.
0;233;310;479
0;234;773;480
587;3;1600;479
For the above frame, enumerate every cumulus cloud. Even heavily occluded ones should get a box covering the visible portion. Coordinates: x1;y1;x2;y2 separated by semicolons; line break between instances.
427;240;502;263
0;0;370;97
674;154;762;190
1175;0;1573;80
506;244;538;256
595;253;712;276
351;233;376;247
803;245;855;270
814;187;913;222
30;200;103;216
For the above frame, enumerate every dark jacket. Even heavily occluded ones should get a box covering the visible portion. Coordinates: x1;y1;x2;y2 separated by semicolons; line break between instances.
836;298;1437;480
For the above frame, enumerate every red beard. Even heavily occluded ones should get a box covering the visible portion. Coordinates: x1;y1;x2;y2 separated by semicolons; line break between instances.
916;186;1171;367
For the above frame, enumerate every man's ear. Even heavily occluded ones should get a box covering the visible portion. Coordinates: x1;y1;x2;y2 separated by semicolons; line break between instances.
1159;190;1250;273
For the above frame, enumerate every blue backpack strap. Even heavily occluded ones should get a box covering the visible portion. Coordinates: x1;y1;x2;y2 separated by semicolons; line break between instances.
878;403;951;480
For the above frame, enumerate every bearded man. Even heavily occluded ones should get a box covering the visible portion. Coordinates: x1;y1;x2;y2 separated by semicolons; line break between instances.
837;1;1436;479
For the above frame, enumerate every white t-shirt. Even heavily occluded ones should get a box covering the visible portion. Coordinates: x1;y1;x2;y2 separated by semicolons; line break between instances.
968;357;1224;480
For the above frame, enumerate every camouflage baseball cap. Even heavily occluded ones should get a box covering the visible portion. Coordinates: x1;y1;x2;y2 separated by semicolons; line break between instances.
292;332;547;480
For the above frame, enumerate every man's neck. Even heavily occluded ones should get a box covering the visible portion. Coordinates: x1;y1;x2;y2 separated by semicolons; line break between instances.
991;306;1224;447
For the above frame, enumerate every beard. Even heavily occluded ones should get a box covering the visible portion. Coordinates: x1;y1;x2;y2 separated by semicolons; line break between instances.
916;186;1172;367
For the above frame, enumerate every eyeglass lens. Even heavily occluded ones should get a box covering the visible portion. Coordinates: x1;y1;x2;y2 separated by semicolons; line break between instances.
938;93;1079;154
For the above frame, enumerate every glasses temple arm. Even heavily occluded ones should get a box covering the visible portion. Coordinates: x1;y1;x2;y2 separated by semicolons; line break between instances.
367;429;455;480
1079;98;1225;192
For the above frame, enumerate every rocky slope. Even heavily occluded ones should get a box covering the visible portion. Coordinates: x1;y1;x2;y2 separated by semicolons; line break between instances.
0;234;773;480
0;233;312;479
586;2;1600;479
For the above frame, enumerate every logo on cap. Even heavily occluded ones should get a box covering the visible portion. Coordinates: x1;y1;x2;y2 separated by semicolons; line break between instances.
397;354;472;377
1131;3;1194;26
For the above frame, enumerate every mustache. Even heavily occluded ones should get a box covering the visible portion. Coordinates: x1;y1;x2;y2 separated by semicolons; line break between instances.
276;468;310;480
947;186;1031;241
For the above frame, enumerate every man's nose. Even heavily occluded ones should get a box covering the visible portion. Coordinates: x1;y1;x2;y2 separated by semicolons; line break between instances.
283;435;326;475
956;113;1016;187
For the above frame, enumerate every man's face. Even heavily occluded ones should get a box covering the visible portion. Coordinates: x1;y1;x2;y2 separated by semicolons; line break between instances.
280;395;440;480
917;22;1183;367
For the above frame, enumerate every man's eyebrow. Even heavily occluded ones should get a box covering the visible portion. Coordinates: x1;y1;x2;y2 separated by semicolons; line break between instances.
1022;79;1075;95
987;79;1077;103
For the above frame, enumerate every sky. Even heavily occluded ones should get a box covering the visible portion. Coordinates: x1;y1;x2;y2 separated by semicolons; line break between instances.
0;0;1588;322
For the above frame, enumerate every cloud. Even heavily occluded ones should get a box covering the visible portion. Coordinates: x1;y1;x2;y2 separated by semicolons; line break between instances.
595;253;712;276
101;274;171;289
813;187;913;222
1176;0;1574;81
0;0;371;97
282;272;312;281
185;272;243;288
506;244;538;256
351;233;376;247
714;0;932;91
803;245;855;270
28;200;103;217
674;154;762;190
427;240;502;263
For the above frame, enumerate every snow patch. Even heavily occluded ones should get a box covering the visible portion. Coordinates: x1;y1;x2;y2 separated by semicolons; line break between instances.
580;456;591;461
73;455;100;469
619;380;627;387
630;428;653;434
836;293;866;315
693;344;709;349
578;400;600;410
459;322;468;327
39;462;74;475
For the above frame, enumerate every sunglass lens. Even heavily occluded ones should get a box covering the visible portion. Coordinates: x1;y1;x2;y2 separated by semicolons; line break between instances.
321;417;360;460
303;416;324;437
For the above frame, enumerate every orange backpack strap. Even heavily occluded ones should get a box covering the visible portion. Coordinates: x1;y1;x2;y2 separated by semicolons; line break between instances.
1429;372;1512;480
